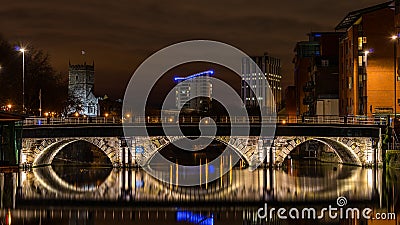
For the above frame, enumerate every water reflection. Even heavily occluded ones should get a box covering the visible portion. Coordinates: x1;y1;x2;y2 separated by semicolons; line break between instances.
0;162;396;224
51;166;112;190
19;163;375;203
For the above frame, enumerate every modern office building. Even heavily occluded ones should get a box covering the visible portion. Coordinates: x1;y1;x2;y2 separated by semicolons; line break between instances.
336;1;396;116
174;70;213;113
293;32;343;116
68;62;99;116
241;53;282;113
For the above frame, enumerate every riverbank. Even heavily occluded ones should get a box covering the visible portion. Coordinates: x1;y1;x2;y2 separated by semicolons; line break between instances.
386;150;400;169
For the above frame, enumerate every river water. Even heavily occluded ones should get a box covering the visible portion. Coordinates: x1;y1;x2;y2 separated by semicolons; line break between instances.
0;160;398;224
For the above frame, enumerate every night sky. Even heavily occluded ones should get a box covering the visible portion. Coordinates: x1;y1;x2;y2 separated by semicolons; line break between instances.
0;0;386;99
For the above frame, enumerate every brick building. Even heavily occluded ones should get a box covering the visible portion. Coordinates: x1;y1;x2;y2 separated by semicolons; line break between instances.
336;1;397;116
293;32;342;116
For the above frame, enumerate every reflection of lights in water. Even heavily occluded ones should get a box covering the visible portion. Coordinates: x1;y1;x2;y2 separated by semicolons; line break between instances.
208;165;215;174
6;209;11;225
176;210;213;225
367;169;373;188
21;171;26;184
23;164;375;203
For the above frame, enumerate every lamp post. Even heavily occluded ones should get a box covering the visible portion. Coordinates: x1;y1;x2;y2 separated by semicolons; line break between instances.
19;48;26;114
392;35;398;149
364;50;369;116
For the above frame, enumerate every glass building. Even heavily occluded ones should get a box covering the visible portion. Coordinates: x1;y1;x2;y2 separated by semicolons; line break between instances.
241;53;281;113
174;70;214;113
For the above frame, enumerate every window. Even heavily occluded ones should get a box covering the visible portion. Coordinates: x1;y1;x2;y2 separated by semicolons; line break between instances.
348;77;352;89
358;37;363;50
321;60;329;67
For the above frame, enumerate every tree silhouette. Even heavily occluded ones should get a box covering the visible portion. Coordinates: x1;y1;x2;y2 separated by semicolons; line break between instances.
0;35;67;115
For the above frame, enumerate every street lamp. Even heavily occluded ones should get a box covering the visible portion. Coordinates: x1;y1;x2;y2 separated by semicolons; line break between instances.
392;35;398;124
18;47;26;114
391;35;398;149
104;113;109;123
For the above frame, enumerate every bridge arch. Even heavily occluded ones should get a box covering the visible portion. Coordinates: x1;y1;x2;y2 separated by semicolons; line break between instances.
32;138;119;166
139;136;254;167
275;137;363;166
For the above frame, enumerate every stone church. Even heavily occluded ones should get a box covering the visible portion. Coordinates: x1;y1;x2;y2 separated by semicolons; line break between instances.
67;62;99;117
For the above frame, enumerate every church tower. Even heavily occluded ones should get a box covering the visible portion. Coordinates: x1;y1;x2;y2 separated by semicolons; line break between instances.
68;61;99;116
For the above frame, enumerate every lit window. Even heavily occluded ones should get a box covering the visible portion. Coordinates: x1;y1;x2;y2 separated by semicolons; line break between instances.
358;37;363;50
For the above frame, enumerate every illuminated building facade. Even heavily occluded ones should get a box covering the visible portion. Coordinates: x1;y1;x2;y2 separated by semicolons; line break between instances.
336;1;397;116
241;53;282;113
174;70;213;113
68;62;99;116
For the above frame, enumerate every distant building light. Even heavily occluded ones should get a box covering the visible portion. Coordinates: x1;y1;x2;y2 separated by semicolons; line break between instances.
174;70;214;82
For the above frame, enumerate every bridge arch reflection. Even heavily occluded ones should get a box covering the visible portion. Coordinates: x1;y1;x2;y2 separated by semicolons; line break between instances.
20;165;377;203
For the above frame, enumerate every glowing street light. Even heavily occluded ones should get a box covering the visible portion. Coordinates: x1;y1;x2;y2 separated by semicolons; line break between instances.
17;47;26;113
6;104;12;111
392;35;398;138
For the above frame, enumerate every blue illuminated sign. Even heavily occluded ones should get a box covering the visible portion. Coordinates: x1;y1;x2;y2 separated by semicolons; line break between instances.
135;180;144;188
174;70;214;82
135;146;144;153
208;165;215;174
176;210;214;225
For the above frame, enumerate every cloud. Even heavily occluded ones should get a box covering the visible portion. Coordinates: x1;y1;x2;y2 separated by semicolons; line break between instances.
0;0;387;97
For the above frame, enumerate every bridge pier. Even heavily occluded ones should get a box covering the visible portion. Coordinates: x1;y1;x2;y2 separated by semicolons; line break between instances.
259;138;275;167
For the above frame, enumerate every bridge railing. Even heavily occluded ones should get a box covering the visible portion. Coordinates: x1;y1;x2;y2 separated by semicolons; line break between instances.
23;117;121;126
23;115;387;126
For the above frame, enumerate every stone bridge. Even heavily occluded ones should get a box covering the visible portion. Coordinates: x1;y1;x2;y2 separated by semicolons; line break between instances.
21;135;378;167
20;124;381;167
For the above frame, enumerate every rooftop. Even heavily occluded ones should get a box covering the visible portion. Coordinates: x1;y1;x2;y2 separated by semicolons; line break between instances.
335;1;393;30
